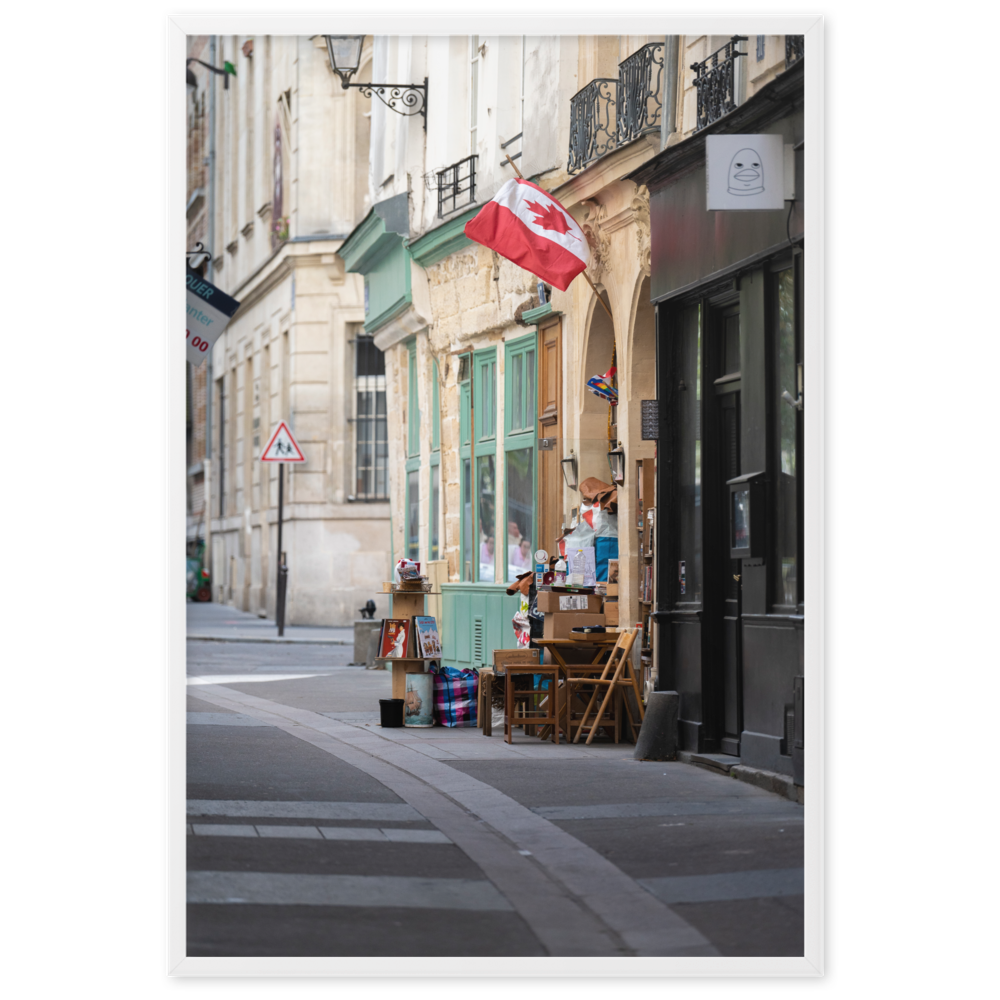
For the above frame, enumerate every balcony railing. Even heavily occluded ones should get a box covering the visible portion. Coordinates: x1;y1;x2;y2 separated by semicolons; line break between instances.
617;42;665;146
785;35;804;66
437;154;478;219
568;41;666;175
691;36;747;133
568;78;619;174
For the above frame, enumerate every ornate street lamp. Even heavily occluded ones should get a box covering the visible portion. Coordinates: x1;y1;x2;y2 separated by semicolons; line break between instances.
323;34;427;126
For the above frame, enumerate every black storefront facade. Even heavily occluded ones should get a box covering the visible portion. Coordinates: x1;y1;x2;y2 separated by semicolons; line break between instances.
631;60;805;786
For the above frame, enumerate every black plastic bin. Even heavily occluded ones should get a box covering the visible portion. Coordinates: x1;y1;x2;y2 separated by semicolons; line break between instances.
379;698;405;728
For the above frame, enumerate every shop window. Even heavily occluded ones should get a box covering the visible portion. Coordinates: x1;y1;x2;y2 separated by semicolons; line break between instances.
459;369;472;580
475;349;497;581
405;340;421;561
772;263;802;610
406;468;420;560
430;359;440;561
676;303;703;605
504;334;536;581
407;342;420;458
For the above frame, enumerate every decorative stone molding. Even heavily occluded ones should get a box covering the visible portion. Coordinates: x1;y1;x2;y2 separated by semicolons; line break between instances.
580;199;609;281
632;185;651;277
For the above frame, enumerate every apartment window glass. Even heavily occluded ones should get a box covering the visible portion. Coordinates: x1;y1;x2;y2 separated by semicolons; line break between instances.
354;333;387;499
477;455;496;580
430;360;441;560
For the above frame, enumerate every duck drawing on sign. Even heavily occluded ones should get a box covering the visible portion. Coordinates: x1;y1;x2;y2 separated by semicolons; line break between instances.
727;148;764;196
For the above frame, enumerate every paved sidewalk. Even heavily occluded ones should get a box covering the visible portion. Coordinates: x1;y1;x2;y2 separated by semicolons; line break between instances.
187;601;354;645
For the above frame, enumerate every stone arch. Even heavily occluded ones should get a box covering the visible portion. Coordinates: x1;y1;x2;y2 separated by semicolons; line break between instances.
578;286;616;488
623;272;657;464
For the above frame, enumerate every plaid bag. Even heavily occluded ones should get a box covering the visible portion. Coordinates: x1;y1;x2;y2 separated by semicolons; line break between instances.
431;665;478;727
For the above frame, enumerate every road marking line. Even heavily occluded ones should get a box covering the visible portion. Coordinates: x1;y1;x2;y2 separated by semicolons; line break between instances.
254;825;324;839
188;871;512;911
189;684;718;957
187;712;273;727
534;800;801;821
186;800;422;822
319;827;387;842
638;868;804;904
382;828;452;844
190;824;258;837
187;673;330;685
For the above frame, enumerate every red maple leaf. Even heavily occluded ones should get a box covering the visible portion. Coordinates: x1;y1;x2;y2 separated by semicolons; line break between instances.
524;199;579;240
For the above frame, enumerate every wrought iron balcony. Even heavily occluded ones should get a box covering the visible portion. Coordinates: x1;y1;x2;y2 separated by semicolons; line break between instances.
617;42;665;146
437;154;477;219
691;36;747;133
568;78;619;174
568;42;667;175
785;35;804;66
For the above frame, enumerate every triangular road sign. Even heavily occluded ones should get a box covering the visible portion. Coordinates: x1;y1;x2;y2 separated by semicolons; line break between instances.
260;421;306;462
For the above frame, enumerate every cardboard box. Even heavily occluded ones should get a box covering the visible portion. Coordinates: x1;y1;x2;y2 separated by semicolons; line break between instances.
604;583;619;597
603;600;619;627
542;612;606;640
537;591;603;614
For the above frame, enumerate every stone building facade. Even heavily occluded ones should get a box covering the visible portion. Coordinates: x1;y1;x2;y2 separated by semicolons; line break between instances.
189;33;391;625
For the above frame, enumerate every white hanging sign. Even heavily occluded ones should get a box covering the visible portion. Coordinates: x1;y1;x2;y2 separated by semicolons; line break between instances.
705;134;786;211
186;268;240;365
259;421;306;463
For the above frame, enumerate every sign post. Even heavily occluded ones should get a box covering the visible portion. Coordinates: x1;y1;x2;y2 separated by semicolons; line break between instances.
260;421;306;635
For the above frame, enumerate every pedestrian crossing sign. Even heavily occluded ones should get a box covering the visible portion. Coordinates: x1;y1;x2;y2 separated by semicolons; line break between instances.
260;421;306;462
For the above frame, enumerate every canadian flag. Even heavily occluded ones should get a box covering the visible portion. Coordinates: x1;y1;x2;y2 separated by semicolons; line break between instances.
463;178;590;292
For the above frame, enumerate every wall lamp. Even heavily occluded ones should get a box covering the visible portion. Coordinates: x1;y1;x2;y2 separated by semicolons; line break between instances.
561;453;579;491
608;441;625;485
323;35;427;127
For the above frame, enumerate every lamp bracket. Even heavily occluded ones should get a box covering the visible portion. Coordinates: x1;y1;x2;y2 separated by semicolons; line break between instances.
347;80;427;127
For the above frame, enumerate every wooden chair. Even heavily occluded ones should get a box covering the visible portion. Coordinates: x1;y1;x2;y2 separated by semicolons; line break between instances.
483;648;538;737
566;628;644;745
503;661;560;744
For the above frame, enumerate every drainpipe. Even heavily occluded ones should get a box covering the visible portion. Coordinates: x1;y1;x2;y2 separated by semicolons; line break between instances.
204;35;217;582
660;36;679;150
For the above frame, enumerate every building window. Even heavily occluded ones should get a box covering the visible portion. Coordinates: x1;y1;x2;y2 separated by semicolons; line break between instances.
504;334;536;581
470;36;480;155
772;263;802;609
756;35;765;61
407;342;420;458
353;333;387;500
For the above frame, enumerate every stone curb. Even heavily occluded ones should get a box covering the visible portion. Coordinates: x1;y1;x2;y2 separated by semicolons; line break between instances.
676;751;803;804
186;635;352;646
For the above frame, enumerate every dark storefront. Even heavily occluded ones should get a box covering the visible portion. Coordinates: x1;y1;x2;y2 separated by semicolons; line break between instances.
631;60;805;785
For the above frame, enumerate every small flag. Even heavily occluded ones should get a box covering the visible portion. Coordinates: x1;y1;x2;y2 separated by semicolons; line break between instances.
464;178;590;292
224;61;237;76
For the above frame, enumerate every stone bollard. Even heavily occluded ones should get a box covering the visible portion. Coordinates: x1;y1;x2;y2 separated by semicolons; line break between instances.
633;691;680;761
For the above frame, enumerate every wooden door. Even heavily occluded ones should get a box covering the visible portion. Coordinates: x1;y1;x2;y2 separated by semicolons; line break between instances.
537;317;562;556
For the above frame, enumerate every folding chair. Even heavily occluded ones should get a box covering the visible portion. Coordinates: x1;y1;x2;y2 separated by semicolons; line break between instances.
566;628;644;745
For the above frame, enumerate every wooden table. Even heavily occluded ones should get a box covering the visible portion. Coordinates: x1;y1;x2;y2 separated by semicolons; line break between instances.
532;636;622;743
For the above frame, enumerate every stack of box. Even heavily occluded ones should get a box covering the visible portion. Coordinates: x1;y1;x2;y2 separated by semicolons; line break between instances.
537;590;605;639
602;583;619;626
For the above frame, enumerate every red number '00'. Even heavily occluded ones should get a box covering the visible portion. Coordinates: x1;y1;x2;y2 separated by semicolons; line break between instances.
186;329;209;353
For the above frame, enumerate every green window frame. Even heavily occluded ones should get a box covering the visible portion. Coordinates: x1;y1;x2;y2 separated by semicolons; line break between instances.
407;342;420;458
504;334;537;582
458;349;499;582
405;340;420;560
430;359;441;562
474;348;497;582
459;368;473;580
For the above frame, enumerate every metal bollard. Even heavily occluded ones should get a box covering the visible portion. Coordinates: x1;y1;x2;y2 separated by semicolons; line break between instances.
276;564;288;636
